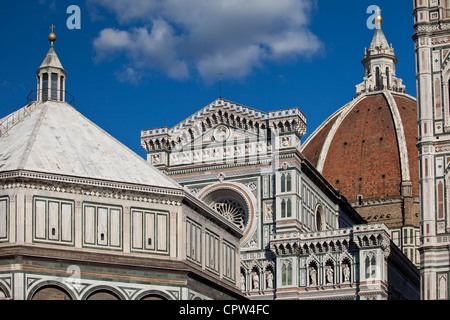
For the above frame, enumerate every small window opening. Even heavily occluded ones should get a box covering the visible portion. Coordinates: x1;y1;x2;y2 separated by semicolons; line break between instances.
357;195;363;206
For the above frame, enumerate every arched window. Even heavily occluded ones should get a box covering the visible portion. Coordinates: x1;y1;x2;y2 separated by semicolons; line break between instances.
376;67;381;89
60;76;64;101
42;73;49;101
280;173;292;193
281;260;292;286
204;189;249;232
365;254;377;279
386;67;390;88
51;73;58;100
281;199;292;218
286;199;292;217
37;76;41;100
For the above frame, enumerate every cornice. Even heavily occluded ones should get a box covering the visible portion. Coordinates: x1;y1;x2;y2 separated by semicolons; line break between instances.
0;169;185;203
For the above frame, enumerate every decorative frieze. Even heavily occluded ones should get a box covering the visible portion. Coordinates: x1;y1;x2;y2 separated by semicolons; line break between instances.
0;171;183;206
0;170;184;198
270;224;390;257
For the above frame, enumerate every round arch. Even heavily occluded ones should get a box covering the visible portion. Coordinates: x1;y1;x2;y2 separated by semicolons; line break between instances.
82;286;125;301
28;282;75;301
199;182;258;242
0;281;10;300
135;290;173;301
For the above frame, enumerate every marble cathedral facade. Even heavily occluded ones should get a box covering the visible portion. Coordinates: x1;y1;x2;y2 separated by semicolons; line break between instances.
141;99;419;300
0;9;423;300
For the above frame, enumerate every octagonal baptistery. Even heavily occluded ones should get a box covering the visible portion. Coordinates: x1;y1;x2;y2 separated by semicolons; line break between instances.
301;16;420;266
0;34;244;301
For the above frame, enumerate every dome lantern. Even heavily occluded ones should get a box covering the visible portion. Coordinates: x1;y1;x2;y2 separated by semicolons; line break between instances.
36;25;67;102
356;9;406;96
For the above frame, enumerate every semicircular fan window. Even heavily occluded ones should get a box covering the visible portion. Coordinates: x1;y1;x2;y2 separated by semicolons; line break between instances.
212;199;246;230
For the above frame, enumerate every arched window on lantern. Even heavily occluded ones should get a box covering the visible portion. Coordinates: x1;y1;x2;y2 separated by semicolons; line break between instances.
386;67;390;88
376;67;381;89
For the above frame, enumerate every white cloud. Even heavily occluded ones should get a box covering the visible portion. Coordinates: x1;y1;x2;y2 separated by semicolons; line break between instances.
93;20;189;80
90;0;322;83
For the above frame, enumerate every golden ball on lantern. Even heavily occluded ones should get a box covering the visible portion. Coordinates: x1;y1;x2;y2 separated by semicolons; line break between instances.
374;14;383;27
48;32;56;43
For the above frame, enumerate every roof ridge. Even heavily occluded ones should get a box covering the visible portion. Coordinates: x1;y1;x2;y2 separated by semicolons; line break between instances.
17;102;48;170
0;101;41;137
5;101;181;189
59;102;182;188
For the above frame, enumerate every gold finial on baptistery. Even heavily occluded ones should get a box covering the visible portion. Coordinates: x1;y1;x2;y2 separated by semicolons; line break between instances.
48;24;56;44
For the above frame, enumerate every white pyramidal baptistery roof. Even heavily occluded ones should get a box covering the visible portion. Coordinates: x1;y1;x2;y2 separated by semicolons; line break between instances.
0;33;181;191
0;100;181;189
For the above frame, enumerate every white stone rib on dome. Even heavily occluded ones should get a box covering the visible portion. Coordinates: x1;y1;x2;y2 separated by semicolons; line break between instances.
301;91;416;182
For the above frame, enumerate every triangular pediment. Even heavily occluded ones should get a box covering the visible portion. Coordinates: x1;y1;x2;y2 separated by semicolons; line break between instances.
176;122;263;151
172;99;269;149
141;98;307;168
142;99;270;151
142;98;306;152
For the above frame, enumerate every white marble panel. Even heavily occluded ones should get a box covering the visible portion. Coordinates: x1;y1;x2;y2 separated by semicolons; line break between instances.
84;206;95;244
35;200;46;239
132;210;143;249
0;199;7;239
61;203;72;242
48;201;59;240
157;214;167;252
145;213;155;250
110;209;121;247
97;207;108;245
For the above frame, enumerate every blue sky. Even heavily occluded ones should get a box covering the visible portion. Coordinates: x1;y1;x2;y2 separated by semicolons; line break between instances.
0;1;416;159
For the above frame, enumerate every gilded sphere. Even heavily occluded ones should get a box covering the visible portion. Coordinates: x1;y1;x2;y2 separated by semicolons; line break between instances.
48;32;56;42
374;15;383;26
